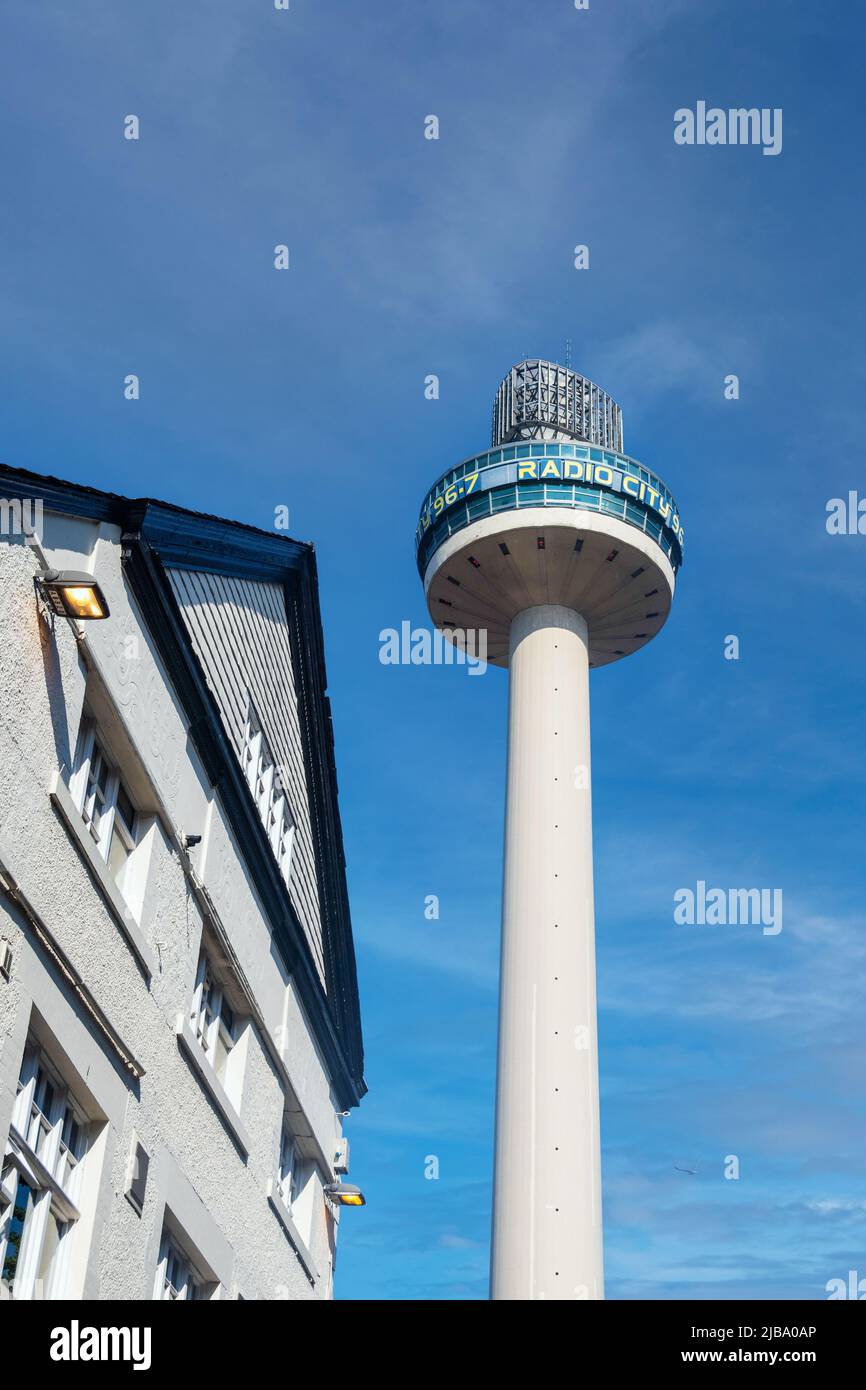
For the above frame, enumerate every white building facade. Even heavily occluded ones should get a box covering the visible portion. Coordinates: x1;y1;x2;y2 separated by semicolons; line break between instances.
0;465;365;1301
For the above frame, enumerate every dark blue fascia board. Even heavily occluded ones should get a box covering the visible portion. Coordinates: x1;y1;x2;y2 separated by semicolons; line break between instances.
0;463;310;583
0;463;122;524
132;502;310;582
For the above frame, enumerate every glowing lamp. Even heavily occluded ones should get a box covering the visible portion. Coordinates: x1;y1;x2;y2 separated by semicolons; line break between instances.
38;571;110;621
323;1182;365;1208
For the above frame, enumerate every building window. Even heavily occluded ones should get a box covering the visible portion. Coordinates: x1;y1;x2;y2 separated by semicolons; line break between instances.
70;719;141;900
276;1121;315;1244
155;1229;214;1301
277;1126;298;1210
190;951;236;1091
0;1042;89;1300
241;705;296;887
124;1138;149;1217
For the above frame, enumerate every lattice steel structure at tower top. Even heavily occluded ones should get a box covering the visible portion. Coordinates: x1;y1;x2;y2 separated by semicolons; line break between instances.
492;358;623;453
416;360;683;669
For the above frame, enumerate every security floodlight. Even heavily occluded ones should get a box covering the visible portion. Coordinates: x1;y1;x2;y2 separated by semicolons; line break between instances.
37;571;110;620
323;1182;365;1208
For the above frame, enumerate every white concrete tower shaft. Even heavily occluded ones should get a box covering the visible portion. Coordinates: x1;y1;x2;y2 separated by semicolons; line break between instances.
416;359;683;1303
490;604;603;1301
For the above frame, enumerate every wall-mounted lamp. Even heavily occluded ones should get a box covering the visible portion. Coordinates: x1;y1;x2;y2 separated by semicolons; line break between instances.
323;1182;365;1208
36;571;110;621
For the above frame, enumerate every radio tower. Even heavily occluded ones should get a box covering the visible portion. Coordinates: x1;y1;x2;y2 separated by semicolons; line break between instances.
414;359;684;1300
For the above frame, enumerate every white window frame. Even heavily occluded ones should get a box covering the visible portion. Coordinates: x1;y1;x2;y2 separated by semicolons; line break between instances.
0;1043;89;1301
276;1121;315;1245
69;719;141;901
190;951;237;1091
241;705;296;888
289;1155;315;1246
0;1170;71;1303
277;1125;297;1211
154;1230;214;1302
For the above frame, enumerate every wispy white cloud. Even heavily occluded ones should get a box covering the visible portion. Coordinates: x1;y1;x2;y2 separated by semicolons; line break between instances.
596;319;758;414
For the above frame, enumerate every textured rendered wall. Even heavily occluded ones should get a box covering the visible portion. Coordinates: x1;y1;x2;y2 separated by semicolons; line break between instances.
0;525;344;1300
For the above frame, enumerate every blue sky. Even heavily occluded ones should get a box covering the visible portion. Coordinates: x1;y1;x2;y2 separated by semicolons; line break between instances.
2;0;865;1299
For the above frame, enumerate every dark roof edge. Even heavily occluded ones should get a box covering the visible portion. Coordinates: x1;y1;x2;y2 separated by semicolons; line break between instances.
0;462;313;580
